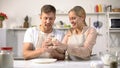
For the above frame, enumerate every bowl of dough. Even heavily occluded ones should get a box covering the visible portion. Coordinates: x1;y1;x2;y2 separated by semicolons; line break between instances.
100;51;117;65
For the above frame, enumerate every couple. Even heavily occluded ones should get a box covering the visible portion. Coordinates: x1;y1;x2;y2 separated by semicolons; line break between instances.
23;4;97;61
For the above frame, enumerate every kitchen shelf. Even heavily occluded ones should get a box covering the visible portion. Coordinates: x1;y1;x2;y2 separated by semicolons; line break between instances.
7;28;70;30
86;12;106;15
107;12;120;15
109;28;120;32
56;12;106;16
54;27;70;30
107;12;120;18
8;28;27;31
5;27;70;31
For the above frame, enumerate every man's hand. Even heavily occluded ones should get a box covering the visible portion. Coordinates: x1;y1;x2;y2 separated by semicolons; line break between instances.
47;46;65;60
41;38;53;48
41;37;67;60
52;39;63;46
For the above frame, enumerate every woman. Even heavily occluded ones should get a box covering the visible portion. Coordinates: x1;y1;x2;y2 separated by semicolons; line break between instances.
62;6;97;60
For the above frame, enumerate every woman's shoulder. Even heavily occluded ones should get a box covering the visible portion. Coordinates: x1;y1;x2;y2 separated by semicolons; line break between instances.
88;27;97;32
86;27;97;34
64;29;72;37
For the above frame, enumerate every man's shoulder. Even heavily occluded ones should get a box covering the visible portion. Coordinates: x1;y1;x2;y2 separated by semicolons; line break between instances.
26;27;39;32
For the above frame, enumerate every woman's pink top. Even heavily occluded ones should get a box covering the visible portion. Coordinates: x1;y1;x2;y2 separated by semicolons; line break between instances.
63;26;97;60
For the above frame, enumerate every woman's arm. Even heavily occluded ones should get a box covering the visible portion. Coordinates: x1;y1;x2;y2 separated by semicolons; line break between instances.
62;30;71;44
64;28;97;59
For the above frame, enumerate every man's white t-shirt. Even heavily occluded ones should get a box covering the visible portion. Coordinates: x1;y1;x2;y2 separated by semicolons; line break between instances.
23;26;65;48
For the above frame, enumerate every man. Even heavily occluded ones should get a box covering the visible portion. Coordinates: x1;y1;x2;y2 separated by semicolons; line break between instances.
23;5;65;60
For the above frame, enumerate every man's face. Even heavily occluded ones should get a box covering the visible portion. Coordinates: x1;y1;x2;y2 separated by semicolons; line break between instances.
40;12;56;30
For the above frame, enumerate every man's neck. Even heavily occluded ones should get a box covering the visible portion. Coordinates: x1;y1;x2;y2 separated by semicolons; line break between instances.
40;25;53;33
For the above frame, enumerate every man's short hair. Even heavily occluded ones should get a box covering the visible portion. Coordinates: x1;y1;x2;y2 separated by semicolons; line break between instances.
41;4;56;14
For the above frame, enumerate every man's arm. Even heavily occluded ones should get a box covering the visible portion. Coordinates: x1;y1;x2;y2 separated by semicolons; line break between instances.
23;43;46;60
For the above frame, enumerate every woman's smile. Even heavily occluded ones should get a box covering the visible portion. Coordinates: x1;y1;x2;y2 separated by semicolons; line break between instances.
71;22;76;27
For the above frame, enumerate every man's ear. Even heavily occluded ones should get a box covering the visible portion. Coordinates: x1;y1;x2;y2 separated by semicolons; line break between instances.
40;14;42;19
54;16;56;20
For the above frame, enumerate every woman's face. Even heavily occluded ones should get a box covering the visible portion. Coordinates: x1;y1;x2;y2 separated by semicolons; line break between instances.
68;11;83;29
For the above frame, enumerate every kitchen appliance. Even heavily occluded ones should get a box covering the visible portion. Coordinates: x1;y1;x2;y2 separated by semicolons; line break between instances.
109;17;120;28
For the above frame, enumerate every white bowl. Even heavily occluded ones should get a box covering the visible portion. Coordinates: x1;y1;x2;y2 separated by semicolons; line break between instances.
101;53;117;65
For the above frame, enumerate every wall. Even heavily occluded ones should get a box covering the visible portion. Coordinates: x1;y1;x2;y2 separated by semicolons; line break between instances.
0;0;120;27
0;0;120;57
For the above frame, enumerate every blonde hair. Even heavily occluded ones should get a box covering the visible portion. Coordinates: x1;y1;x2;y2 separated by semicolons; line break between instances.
68;6;87;26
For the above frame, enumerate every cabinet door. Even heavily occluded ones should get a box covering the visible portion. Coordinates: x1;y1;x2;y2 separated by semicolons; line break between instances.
6;30;17;57
0;29;6;46
16;31;25;57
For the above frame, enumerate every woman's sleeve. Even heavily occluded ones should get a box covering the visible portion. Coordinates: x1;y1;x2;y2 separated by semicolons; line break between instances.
67;28;97;59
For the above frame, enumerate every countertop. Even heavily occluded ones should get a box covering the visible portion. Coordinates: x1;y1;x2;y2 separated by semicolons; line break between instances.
14;59;120;68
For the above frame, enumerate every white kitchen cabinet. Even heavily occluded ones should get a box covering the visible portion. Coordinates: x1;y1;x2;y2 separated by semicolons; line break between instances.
0;29;6;46
8;28;27;57
106;12;120;53
0;29;18;57
0;28;27;57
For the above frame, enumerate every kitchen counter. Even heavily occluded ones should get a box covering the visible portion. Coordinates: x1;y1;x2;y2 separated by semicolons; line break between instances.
14;60;120;68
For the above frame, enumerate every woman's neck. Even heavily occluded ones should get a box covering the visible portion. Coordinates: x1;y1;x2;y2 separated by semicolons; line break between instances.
73;29;81;34
74;26;87;34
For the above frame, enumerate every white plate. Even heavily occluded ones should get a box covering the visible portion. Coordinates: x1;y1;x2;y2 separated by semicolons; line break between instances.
30;58;57;64
14;57;24;60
